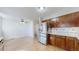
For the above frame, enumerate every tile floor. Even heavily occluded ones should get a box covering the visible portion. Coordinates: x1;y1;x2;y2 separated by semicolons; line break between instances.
3;37;65;51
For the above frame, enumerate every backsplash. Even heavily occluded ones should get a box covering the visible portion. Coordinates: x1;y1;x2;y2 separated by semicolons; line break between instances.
48;27;79;39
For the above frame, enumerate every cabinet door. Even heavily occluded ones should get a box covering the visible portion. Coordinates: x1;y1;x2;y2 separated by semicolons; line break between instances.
72;12;79;26
66;37;75;51
75;39;79;51
48;35;55;46
55;36;66;49
59;13;73;27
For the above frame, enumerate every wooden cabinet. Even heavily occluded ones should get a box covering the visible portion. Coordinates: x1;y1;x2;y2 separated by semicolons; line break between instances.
58;12;79;27
75;39;79;51
47;12;79;51
65;37;75;51
48;11;79;28
48;35;66;49
48;34;79;51
48;35;55;46
55;36;66;49
48;21;59;28
60;13;72;22
71;12;79;26
59;13;73;27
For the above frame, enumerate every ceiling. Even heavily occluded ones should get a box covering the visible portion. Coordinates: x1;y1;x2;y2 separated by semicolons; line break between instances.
0;7;79;23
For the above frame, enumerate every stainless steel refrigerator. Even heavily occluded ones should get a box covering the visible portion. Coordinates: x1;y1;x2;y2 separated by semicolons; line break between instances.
39;22;48;45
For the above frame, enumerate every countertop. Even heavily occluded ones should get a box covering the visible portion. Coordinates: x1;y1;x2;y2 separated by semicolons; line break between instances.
48;27;79;39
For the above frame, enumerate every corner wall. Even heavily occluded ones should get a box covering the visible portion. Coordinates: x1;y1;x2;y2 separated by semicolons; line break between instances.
0;17;2;37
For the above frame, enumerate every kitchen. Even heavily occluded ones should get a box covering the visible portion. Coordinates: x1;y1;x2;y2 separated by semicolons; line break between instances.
0;7;79;51
39;11;79;51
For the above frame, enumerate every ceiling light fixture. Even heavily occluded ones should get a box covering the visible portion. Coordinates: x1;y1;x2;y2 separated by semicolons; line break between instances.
21;19;24;22
36;7;47;13
20;19;30;23
39;7;45;11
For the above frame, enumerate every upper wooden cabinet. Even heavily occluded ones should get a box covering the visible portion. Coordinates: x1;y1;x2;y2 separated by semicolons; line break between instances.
48;11;79;28
59;13;73;27
59;13;72;23
47;21;60;28
71;12;79;26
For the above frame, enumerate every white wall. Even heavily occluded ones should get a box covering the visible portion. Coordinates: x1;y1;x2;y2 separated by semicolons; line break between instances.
2;17;34;39
0;17;2;37
34;24;39;38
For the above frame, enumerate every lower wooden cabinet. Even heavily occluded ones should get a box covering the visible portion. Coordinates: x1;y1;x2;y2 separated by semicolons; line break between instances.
65;37;75;51
55;36;66;49
48;35;55;46
48;34;79;51
48;35;66;49
75;39;79;51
